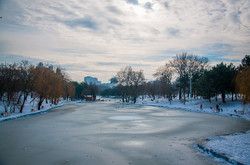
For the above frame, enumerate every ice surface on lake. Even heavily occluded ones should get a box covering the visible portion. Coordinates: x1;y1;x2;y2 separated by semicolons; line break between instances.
109;116;144;120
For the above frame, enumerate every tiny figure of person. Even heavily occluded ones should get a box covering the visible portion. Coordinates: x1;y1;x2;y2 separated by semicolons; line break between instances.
216;105;219;112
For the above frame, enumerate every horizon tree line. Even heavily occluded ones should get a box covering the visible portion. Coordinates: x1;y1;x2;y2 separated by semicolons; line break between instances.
102;54;250;105
0;61;75;114
1;54;249;115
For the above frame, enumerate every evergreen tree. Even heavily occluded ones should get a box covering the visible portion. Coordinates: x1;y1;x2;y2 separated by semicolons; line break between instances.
239;55;250;69
211;63;236;103
72;81;88;99
197;70;216;102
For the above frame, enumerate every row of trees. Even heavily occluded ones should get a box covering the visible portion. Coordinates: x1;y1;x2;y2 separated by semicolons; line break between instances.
0;60;113;114
102;54;250;104
0;61;75;114
197;63;236;103
72;81;99;101
1;54;249;114
115;66;145;103
152;53;209;104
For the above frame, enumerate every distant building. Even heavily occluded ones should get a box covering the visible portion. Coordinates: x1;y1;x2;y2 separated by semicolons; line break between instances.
49;65;53;71
84;76;101;85
85;95;93;101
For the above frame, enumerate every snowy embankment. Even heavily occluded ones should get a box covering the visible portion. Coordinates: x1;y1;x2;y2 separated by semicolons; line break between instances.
198;131;250;165
134;97;250;164
135;97;250;121
0;97;64;122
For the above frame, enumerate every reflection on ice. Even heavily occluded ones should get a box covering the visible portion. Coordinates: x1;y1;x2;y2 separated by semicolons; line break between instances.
122;140;145;147
109;116;144;121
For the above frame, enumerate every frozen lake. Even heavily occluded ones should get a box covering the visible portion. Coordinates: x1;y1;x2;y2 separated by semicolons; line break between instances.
0;102;249;165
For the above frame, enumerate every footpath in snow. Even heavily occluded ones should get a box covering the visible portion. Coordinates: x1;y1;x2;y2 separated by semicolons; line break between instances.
133;97;250;165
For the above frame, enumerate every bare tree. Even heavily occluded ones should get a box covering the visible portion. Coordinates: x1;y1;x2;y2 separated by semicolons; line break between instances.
116;66;145;103
31;64;65;110
18;61;35;113
131;69;145;103
154;63;174;103
170;53;208;103
0;61;75;113
116;66;133;102
0;63;22;113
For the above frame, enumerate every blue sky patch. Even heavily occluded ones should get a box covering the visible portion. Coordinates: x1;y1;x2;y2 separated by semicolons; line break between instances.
64;17;98;30
126;0;138;5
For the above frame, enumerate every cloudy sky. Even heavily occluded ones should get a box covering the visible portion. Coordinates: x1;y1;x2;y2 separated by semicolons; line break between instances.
0;0;249;83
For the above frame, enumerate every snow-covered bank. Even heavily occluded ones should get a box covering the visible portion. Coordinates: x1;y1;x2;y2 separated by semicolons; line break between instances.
198;131;250;165
134;97;250;121
0;97;64;122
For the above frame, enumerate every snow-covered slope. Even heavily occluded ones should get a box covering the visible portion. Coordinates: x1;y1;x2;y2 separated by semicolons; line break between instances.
0;96;63;122
135;97;250;121
205;131;250;165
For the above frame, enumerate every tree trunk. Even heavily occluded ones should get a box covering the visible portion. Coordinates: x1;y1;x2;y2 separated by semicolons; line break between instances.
168;94;172;105
16;93;22;105
38;97;44;110
133;96;136;103
231;92;234;101
122;95;125;102
3;101;8;113
222;92;226;103
20;95;28;113
183;87;186;105
179;88;182;100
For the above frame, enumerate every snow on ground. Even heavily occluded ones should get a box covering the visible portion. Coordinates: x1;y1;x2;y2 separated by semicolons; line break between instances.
0;96;64;122
205;131;250;165
135;96;250;121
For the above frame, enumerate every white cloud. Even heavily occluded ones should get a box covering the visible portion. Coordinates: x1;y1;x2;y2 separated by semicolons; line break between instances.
0;0;249;82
